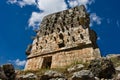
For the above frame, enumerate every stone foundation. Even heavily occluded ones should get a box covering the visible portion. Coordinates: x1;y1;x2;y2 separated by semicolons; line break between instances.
25;45;100;70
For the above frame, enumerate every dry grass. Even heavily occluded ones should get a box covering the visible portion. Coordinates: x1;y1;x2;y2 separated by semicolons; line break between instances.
16;60;90;77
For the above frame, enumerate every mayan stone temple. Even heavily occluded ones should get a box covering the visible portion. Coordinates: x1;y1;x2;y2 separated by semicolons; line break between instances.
25;5;101;70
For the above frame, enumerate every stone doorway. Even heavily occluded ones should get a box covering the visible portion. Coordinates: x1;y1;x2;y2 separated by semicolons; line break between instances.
41;56;52;68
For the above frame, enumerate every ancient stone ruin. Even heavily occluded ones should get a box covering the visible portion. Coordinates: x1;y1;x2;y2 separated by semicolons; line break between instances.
25;5;101;70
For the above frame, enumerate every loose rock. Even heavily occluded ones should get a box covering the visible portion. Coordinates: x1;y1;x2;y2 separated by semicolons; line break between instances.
67;64;84;72
44;70;65;78
71;70;95;80
23;73;37;79
40;70;66;80
116;73;120;80
116;66;120;72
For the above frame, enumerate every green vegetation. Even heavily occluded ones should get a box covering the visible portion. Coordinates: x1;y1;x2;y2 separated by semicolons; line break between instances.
110;56;120;67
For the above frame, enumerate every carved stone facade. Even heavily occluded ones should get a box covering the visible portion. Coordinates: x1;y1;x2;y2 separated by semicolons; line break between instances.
25;5;101;70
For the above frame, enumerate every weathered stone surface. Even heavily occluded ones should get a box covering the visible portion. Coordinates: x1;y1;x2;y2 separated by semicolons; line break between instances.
40;70;66;80
71;70;95;80
17;73;37;80
25;5;101;70
44;70;65;78
49;78;66;80
25;47;99;70
25;44;32;56
116;73;120;80
88;58;115;79
94;77;100;80
115;66;120;72
67;64;84;73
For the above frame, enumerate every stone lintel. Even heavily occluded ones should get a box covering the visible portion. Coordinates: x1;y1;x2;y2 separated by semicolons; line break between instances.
27;43;94;59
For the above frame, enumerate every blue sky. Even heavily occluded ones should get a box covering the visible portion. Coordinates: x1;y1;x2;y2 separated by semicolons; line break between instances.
0;0;120;69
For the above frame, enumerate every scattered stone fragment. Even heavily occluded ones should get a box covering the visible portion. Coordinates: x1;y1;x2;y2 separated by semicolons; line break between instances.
40;70;66;80
67;64;84;72
116;73;120;80
49;78;66;80
71;70;95;80
94;77;100;80
116;66;120;72
17;73;37;80
44;70;65;78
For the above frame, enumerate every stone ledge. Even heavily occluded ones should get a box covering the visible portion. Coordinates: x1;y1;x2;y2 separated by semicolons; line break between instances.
27;43;94;59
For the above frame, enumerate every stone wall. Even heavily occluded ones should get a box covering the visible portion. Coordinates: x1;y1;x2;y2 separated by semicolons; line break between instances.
51;47;100;68
25;57;43;70
25;45;100;70
25;5;101;70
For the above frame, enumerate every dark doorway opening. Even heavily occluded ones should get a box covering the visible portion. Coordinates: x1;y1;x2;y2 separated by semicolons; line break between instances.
42;56;52;68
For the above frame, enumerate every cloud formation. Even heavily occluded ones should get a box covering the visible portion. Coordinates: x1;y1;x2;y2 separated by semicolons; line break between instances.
29;0;67;29
15;59;26;66
90;13;102;26
68;0;94;8
7;0;17;4
7;0;101;29
7;0;36;7
9;59;26;67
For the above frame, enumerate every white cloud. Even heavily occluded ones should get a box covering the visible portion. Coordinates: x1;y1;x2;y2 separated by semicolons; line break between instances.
37;0;67;12
18;0;36;7
29;0;95;29
97;36;101;40
7;0;17;4
9;59;26;66
15;59;26;66
68;0;94;8
28;0;67;29
7;0;67;29
7;0;36;7
90;13;102;26
28;12;42;30
68;0;79;7
7;0;98;29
